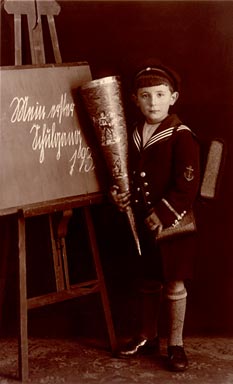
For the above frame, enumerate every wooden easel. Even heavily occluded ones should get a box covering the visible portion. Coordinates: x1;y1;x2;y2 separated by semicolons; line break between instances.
3;0;117;381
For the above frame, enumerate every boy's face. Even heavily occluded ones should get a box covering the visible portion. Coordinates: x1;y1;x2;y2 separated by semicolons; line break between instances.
134;84;179;124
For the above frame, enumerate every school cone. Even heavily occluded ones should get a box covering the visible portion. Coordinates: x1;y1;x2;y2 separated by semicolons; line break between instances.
80;76;141;255
125;205;141;256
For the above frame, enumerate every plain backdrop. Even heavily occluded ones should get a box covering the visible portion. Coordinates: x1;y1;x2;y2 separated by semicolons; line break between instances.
1;0;233;337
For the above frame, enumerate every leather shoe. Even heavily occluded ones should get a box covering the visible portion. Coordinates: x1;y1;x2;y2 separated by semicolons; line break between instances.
118;336;160;358
167;345;189;371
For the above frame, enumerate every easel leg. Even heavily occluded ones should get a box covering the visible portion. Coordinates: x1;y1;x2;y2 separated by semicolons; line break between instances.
49;210;73;291
83;207;118;354
18;211;29;382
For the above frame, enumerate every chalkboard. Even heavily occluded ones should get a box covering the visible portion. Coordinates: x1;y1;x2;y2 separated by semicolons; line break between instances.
0;63;106;215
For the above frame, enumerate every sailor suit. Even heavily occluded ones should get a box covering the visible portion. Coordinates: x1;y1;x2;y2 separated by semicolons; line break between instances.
129;114;200;281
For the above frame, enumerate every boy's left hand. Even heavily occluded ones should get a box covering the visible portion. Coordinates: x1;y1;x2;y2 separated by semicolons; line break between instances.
145;210;163;233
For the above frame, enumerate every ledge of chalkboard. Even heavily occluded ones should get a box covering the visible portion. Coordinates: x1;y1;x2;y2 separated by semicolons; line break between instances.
0;192;108;218
0;61;90;70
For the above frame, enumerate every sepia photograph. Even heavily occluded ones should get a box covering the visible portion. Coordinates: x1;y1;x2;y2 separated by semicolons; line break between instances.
0;0;232;383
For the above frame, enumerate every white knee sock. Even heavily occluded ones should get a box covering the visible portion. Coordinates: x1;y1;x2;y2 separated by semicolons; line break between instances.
139;282;162;340
166;288;187;346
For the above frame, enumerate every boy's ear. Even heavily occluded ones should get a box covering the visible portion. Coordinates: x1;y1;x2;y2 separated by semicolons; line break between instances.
131;93;139;106
170;91;179;105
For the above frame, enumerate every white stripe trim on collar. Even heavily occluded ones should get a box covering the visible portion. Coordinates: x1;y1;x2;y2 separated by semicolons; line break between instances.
133;129;141;151
144;127;174;149
177;125;191;132
133;124;191;151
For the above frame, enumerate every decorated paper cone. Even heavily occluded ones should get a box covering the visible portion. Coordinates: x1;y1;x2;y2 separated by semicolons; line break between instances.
125;206;141;256
80;76;141;255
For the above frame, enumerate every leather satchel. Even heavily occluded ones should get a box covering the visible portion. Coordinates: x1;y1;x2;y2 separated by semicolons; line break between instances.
156;210;197;241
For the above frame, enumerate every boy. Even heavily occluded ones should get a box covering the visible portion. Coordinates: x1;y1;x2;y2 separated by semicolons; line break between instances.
111;63;200;371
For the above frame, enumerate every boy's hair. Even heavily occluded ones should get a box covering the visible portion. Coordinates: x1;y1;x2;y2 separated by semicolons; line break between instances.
132;65;180;93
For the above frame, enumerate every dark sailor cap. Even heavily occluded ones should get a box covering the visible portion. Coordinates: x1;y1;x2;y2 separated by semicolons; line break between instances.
133;64;180;93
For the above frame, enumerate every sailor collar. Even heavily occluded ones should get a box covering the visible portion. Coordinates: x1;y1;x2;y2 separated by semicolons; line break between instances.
132;114;190;151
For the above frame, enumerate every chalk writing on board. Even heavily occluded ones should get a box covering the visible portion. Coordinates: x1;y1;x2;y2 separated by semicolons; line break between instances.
9;93;95;175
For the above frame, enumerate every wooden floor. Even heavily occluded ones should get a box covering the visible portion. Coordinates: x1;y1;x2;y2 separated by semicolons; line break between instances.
1;336;233;384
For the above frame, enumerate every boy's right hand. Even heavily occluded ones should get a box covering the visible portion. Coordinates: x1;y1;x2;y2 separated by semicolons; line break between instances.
110;185;131;212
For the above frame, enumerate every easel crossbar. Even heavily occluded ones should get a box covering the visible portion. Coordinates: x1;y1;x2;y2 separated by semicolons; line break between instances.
27;280;101;309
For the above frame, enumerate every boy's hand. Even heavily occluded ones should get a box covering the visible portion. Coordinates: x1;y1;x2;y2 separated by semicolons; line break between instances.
145;210;163;233
110;185;131;212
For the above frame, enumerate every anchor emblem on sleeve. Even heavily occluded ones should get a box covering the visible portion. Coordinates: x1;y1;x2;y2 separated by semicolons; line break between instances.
184;165;194;181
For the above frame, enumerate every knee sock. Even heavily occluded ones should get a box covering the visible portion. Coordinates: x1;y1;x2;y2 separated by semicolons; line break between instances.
139;281;162;340
166;288;187;346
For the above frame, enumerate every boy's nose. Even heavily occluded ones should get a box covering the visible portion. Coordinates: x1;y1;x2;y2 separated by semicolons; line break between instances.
150;95;157;105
